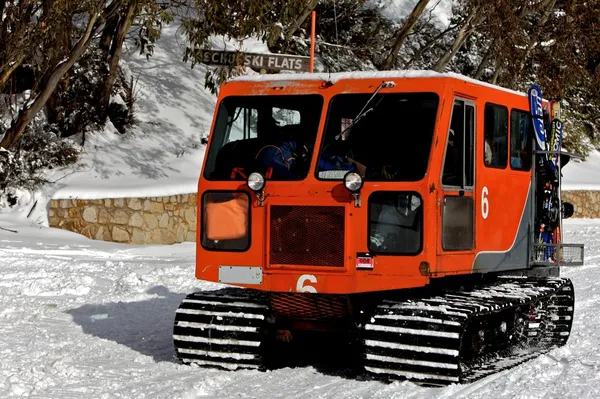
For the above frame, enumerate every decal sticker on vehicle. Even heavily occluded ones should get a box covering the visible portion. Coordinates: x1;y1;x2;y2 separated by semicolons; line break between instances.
356;252;374;270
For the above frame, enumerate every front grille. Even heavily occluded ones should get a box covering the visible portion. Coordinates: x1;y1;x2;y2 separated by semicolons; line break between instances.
270;205;345;267
269;292;351;321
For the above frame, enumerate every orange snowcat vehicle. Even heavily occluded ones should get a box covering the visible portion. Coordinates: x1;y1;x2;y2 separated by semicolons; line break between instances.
173;71;584;385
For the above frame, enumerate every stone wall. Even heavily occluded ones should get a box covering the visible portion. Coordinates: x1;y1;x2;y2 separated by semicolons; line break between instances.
49;194;197;244
562;190;600;219
47;190;598;245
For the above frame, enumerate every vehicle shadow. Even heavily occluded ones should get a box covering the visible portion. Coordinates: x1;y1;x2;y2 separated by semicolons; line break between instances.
67;285;374;380
67;285;186;362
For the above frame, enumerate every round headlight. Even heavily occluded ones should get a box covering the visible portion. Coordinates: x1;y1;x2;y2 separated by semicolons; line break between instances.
247;172;266;192
343;171;363;193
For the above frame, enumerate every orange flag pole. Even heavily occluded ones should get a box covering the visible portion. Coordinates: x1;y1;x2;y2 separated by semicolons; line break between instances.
310;11;316;73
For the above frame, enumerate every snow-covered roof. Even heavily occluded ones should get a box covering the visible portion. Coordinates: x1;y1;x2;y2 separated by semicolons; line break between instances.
232;70;528;98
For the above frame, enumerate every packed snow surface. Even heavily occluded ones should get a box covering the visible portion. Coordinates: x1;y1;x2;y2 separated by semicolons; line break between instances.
0;217;599;398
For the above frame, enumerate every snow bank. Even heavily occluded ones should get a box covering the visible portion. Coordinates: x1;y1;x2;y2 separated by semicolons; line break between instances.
562;151;600;191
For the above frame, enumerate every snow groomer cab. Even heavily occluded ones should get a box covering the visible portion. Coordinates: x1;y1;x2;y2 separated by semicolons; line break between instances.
174;71;584;385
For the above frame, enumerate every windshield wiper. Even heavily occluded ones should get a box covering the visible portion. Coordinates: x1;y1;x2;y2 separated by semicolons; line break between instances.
335;80;396;140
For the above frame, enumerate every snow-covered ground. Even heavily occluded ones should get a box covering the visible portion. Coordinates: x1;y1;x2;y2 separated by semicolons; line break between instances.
0;218;598;398
2;10;600;397
562;151;600;191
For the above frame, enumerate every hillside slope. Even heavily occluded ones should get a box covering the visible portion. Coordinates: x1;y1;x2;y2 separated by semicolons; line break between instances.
47;23;215;200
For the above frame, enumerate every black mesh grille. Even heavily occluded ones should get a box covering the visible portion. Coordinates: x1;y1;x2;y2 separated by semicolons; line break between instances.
269;292;351;321
270;205;345;267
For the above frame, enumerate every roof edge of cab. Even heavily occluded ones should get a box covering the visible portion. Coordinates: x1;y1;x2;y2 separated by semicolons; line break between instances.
229;70;528;98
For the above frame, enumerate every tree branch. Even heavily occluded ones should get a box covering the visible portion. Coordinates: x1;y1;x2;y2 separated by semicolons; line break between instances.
1;9;101;149
0;54;25;91
380;0;431;70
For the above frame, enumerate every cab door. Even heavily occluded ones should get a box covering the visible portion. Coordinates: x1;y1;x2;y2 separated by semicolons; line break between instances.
435;97;476;275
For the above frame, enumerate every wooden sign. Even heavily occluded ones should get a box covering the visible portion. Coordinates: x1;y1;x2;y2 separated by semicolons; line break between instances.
198;50;310;72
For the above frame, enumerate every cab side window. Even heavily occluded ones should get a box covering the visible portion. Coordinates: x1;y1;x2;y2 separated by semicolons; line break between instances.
510;109;533;171
484;104;508;168
442;100;475;188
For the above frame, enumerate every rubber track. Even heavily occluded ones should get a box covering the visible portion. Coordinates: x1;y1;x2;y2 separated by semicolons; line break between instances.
173;287;269;370
363;278;574;385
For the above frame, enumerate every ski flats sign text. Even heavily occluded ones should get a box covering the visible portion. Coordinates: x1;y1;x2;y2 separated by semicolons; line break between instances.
200;50;310;72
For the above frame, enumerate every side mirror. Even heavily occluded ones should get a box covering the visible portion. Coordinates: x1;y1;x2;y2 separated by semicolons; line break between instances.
562;202;574;219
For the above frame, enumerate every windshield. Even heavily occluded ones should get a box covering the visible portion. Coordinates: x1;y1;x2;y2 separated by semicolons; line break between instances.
317;92;439;181
204;95;324;181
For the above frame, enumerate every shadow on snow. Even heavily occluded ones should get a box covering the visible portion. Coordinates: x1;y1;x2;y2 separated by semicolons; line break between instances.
67;285;185;362
66;285;383;383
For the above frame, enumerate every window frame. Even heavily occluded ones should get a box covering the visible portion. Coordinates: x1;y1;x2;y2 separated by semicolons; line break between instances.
440;98;476;191
367;191;424;256
509;108;533;172
202;94;324;182
315;91;440;182
483;102;509;170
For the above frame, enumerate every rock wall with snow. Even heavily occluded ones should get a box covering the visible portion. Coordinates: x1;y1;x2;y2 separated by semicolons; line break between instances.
562;190;600;219
47;189;598;246
48;194;197;244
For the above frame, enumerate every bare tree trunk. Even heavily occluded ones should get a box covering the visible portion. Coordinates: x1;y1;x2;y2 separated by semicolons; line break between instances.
0;11;100;149
283;0;319;44
0;54;24;91
473;0;548;82
491;63;502;85
432;6;485;72
100;14;120;52
474;38;499;79
510;0;557;86
380;0;431;70
99;1;137;115
41;0;74;127
404;23;458;68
